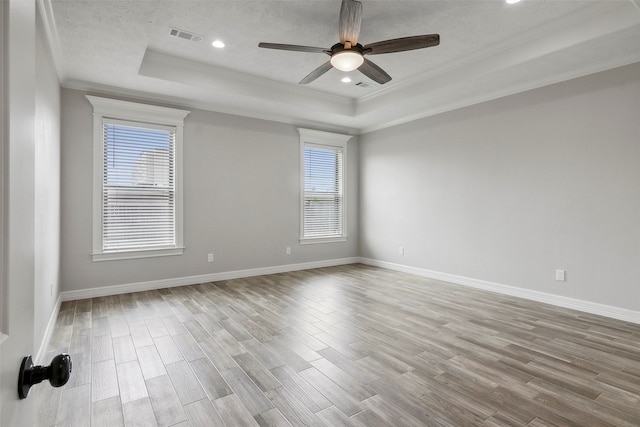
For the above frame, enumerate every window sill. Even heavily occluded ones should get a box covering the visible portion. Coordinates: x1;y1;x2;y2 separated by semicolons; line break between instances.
300;236;347;245
92;246;185;262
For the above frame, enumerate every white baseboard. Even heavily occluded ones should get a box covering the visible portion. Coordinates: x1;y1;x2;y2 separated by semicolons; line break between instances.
359;257;640;325
61;257;360;301
35;293;62;364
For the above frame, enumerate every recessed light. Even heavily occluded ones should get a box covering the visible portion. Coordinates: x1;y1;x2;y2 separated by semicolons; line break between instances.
341;77;352;83
212;40;225;48
506;0;521;4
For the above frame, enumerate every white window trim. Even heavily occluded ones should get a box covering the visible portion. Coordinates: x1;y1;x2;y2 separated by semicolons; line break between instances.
298;128;351;244
86;96;190;261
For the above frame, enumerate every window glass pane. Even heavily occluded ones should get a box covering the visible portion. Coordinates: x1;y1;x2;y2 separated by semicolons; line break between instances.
103;124;175;252
304;147;338;193
303;146;344;239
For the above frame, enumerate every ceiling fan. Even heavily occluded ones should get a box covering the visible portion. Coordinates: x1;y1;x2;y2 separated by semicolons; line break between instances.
258;0;440;85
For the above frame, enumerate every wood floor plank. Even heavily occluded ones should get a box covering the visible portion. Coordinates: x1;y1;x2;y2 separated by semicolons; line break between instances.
241;337;285;370
113;335;137;365
219;366;274;416
146;375;188;426
310;357;375;401
109;316;130;338
316;347;379;384
238;317;277;342
350;408;394;427
359;394;426;427
254;408;293;427
172;332;206;361
265;339;313;372
183;318;212;343
183;398;225;427
165;360;207;405
122;397;158;427
116;360;148;404
68;327;90;354
91;359;119;402
263;387;325;427
91;334;114;363
145;316;169;338
160;314;188;336
270;365;332;414
57;384;91;426
233;352;282;392
297;366;363;417
153;335;184;365
199;336;239;371
221;318;254;341
315;405;355;426
212;394;260;427
189;357;233;400
91;396;124;427
129;324;154;348
136;345;167;380
212;328;248;357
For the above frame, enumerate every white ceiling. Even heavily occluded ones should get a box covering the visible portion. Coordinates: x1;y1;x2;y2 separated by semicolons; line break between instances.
40;0;640;134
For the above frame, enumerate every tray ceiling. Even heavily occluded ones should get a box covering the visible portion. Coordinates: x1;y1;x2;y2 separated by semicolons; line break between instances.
41;0;640;133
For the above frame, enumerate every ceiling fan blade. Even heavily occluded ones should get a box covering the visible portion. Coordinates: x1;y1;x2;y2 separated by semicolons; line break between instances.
364;34;440;55
258;42;329;54
358;58;392;85
339;0;362;45
299;61;333;84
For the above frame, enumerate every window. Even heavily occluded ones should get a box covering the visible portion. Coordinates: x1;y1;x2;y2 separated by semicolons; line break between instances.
87;96;190;261
299;128;351;243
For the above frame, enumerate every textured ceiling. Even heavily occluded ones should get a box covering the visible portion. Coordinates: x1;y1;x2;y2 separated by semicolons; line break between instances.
41;0;640;133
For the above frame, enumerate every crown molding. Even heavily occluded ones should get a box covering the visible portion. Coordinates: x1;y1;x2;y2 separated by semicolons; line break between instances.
63;80;360;135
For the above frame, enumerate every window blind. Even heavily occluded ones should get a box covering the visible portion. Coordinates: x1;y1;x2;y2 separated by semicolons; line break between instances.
303;145;344;239
102;123;175;252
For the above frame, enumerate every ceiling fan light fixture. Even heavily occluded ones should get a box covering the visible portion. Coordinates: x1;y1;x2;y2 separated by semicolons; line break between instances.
331;50;364;72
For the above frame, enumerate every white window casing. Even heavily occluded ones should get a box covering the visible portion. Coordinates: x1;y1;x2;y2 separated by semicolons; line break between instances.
87;96;190;261
298;128;351;244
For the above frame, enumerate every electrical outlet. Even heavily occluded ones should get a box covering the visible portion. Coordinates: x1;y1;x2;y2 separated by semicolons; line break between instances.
555;269;565;281
207;253;214;263
285;247;291;255
399;246;405;255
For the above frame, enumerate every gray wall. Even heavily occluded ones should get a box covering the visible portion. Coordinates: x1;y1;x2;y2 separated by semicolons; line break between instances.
359;62;640;311
60;89;359;291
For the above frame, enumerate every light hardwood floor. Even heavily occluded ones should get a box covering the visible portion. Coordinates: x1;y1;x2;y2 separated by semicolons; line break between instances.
36;264;640;426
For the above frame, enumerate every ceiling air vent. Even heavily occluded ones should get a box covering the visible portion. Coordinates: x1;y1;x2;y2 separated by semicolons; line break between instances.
355;82;374;88
169;27;203;42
